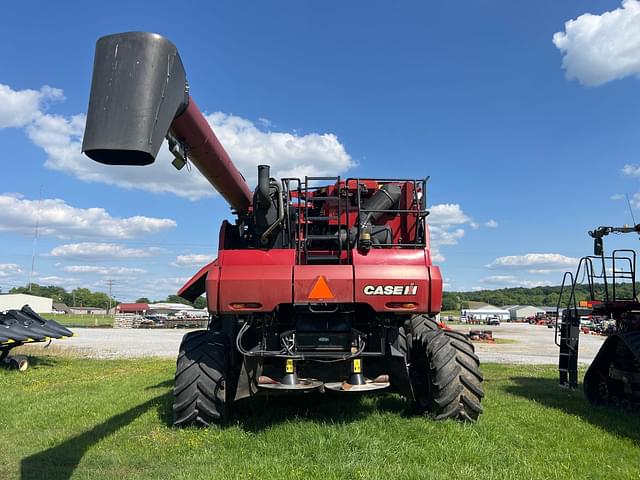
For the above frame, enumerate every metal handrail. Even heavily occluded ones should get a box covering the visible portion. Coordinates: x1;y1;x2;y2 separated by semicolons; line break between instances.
555;271;575;347
612;249;636;301
347;177;429;249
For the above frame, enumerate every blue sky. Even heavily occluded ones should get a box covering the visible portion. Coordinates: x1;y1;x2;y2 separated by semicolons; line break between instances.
2;0;640;301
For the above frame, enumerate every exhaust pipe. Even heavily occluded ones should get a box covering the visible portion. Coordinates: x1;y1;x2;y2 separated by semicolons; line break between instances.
256;165;271;209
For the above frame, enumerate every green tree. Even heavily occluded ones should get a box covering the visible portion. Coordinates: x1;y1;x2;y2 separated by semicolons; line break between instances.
194;296;206;309
165;295;193;306
135;297;151;304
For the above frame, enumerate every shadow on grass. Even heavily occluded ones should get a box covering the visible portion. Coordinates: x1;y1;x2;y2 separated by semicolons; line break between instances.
505;376;640;444
20;381;172;480
21;383;405;480
232;391;406;433
1;354;60;370
24;356;60;368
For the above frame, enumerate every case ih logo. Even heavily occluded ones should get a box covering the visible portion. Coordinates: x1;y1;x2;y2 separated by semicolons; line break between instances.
363;284;418;296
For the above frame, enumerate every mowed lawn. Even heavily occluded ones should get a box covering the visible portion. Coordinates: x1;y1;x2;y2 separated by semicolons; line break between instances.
47;314;113;328
1;358;639;480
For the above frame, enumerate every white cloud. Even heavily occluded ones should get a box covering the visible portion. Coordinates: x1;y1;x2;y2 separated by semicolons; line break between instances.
428;204;471;226
628;192;640;209
34;275;79;289
428;204;473;262
207;112;355;184
484;219;498;228
553;0;640;86
62;265;146;276
27;112;216;201
0;263;23;278
480;275;555;288
130;276;192;302
611;193;625;200
0;84;62;128
623;164;640;177
0;193;175;240
171;254;215;267
50;242;160;260
0;83;355;202
486;253;579;272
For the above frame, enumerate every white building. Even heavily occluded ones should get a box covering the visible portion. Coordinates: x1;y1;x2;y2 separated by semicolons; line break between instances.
69;307;108;315
147;302;195;315
0;293;53;313
461;302;510;321
505;305;545;320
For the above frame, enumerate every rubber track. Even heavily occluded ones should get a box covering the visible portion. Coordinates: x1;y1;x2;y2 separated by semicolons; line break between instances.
173;330;229;427
410;315;484;421
623;331;640;359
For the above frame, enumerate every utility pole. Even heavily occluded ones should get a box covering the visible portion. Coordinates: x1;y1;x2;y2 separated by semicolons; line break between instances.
105;279;115;314
29;185;43;293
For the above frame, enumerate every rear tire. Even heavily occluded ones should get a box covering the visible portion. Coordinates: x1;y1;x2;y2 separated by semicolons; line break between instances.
584;368;610;405
173;330;230;427
409;315;484;421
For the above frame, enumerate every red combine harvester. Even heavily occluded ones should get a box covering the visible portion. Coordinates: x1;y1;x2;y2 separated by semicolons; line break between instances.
82;32;484;426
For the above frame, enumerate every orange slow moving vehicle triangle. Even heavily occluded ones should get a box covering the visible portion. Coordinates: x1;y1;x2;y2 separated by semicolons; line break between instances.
308;275;334;300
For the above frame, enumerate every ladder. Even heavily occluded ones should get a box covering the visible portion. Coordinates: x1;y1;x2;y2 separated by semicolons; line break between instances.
556;250;638;388
300;176;345;264
556;271;581;388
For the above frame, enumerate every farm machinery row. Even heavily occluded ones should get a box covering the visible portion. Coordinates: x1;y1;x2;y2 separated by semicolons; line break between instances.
78;31;485;425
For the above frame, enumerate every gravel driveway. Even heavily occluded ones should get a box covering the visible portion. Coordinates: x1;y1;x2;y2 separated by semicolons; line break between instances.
450;322;604;365
20;322;605;365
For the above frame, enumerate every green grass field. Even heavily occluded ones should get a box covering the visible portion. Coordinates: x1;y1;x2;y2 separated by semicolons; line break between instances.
47;313;113;328
1;358;639;480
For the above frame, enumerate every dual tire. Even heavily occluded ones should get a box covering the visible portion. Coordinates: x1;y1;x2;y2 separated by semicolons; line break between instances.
407;315;484;421
173;330;230;427
173;316;484;427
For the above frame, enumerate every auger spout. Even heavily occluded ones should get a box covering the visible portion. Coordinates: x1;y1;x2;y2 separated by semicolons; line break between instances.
81;31;252;213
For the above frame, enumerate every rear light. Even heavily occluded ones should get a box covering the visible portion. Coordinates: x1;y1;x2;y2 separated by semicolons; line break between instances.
230;302;262;310
386;302;418;310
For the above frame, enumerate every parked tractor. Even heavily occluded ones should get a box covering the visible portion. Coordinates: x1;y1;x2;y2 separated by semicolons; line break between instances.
82;32;484;426
557;224;640;408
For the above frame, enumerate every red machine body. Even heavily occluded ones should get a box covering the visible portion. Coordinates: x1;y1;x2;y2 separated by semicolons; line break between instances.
182;233;443;314
178;180;443;317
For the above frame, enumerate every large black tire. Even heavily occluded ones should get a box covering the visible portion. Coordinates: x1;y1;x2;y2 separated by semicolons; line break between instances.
173;330;230;427
584;367;610;405
408;315;484;421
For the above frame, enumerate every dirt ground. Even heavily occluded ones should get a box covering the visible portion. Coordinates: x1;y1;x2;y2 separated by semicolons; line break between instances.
18;322;605;365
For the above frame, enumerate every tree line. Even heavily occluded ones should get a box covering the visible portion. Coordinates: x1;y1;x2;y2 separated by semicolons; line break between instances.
9;284;115;310
8;284;205;310
442;283;640;311
12;282;635;313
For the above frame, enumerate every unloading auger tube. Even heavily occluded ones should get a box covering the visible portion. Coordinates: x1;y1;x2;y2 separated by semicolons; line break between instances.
82;31;484;427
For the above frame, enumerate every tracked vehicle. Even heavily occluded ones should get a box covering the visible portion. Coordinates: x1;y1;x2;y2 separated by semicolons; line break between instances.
82;32;484;426
557;224;640;407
